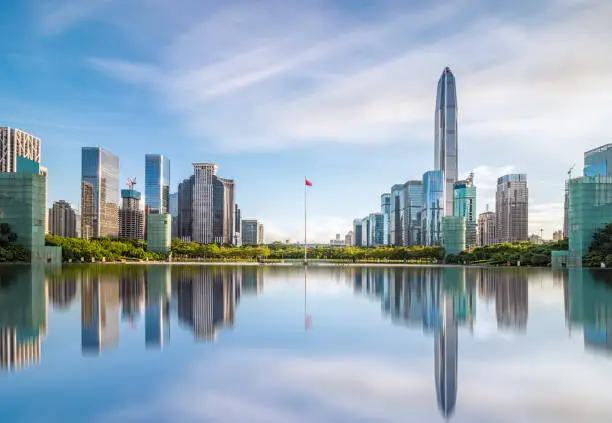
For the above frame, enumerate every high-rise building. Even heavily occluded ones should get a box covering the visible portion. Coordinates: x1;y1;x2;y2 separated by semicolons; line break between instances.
453;175;477;248
212;176;236;245
178;175;195;241
345;231;353;247
49;200;77;238
144;154;170;214
81;147;119;239
0;127;40;173
495;174;528;243
584;143;612;177
234;204;241;245
119;189;144;240
423;170;444;246
477;211;496;246
380;193;391;245
353;219;363;246
361;216;370;247
434;67;458;217
146;214;171;254
403;181;423;246
192;163;217;244
369;213;385;246
169;192;178;239
241;219;263;245
563;181;569;238
442;216;465;255
390;184;404;246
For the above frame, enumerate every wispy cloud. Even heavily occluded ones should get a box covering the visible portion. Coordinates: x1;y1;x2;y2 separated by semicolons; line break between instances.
38;0;116;34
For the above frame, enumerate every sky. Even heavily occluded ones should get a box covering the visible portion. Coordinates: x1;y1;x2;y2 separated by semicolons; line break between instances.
1;0;610;242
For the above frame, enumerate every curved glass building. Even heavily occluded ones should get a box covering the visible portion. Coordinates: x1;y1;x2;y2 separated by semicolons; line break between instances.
435;67;458;217
423;170;444;246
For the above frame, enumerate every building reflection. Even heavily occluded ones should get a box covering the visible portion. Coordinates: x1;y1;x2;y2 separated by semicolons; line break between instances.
564;269;612;355
0;266;47;372
81;271;119;356
48;271;77;311
145;266;171;348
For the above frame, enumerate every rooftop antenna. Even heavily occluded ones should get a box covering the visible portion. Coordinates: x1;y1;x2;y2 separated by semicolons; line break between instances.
126;177;137;190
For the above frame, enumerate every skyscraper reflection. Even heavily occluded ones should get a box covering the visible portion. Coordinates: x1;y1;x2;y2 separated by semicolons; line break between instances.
0;266;47;372
145;266;171;348
81;271;119;356
47;272;77;311
495;270;528;331
119;269;145;323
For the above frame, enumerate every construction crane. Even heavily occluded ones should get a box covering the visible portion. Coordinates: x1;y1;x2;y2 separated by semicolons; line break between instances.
126;177;137;190
568;164;575;180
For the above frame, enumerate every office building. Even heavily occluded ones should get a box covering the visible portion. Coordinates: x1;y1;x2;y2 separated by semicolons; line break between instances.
563;181;569;238
567;176;612;267
353;218;363;246
345;231;353;247
49;200;77;238
169;192;178;239
81;147;119;239
477;211;496;246
119;189;144;240
145;154;170;214
584;143;612;177
453;175;477;248
361;216;370;247
212;176;236;245
423;170;444;246
380;193;391;245
496;174;528;243
0;127;40;173
178;175;195;241
403;181;423;246
39;166;48;234
369;213;385;246
390;184;404;245
241;219;263;245
434;67;458;217
192;163;217;244
146;214;171;254
234;204;241;245
442;216;465;255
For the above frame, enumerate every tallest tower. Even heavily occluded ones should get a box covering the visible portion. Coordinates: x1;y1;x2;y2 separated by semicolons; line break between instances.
434;67;458;217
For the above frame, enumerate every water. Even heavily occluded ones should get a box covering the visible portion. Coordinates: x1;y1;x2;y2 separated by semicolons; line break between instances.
0;264;611;423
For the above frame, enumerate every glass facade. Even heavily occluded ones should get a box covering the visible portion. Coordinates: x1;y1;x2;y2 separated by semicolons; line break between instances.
453;178;477;248
145;154;170;214
442;216;466;255
369;213;385;246
81;147;119;238
496;174;528;243
353;219;363;246
212;176;236;245
434;67;458;217
390;184;404;246
361;216;370;247
584;144;612;177
241;220;260;245
380;193;391;245
568;176;612;267
146;213;171;254
178;176;195;241
423;170;444;246
403;181;423;246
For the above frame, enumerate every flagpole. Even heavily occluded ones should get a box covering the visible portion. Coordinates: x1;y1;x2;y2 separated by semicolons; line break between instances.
304;176;307;264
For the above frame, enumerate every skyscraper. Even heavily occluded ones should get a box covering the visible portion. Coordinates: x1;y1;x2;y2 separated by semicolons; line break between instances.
178;175;195;241
369;213;385;246
81;147;119;239
192;163;217;244
453;175;477;248
49;200;77;238
353;218;363;246
234;204;241;245
434;67;458;217
477;210;496;246
169;192;178;239
380;193;391;245
423;170;444;246
390;184;404;245
119;189;144;240
212;176;236;245
403;181;423;246
145;154;170;214
496;174;528;243
241;219;263;245
0;127;40;173
361;216;370;247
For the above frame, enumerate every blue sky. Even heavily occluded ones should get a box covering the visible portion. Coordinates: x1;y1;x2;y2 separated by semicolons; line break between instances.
1;0;610;242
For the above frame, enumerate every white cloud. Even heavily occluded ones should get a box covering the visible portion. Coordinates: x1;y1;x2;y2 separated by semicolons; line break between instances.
38;0;116;34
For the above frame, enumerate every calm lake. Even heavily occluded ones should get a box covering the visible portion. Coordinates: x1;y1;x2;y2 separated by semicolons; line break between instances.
0;264;611;423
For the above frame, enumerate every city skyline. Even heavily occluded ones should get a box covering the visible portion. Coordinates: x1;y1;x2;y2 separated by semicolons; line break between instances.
1;1;611;242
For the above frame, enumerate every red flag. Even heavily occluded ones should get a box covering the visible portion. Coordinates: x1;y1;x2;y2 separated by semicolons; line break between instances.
305;178;312;187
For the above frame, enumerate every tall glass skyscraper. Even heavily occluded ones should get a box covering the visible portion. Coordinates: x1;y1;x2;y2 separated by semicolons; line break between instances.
434;67;458;217
192;163;217;244
81;147;119;239
496;174;528;243
369;213;385;247
403;181;423;246
423;170;444;246
390;184;404;246
380;193;391;245
178;176;195;241
212;176;236;245
453;175;477;247
145;154;170;214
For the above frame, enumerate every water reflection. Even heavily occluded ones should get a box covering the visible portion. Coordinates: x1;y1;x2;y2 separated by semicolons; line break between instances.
0;264;612;422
